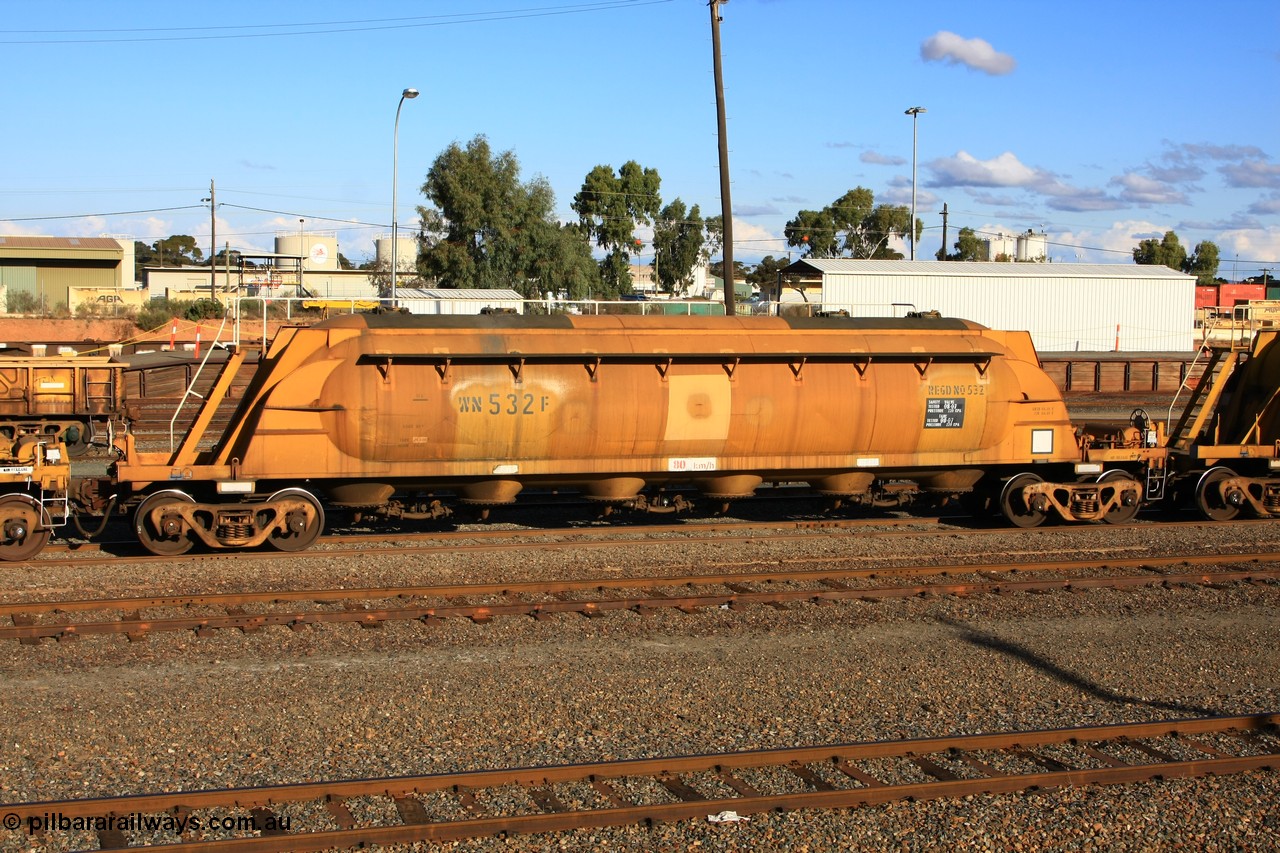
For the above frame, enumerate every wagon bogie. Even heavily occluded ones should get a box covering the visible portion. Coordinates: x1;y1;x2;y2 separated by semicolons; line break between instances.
132;487;325;556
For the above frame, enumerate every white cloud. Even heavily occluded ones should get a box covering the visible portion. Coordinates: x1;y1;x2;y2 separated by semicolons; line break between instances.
860;150;905;166
1249;195;1280;216
1216;224;1280;272
929;151;1126;211
920;31;1016;76
1220;159;1280;189
1053;220;1162;264
929;151;1041;188
730;217;778;248
1111;172;1188;205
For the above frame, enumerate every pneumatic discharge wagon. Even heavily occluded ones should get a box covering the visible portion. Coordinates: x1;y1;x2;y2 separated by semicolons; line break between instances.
4;310;1278;559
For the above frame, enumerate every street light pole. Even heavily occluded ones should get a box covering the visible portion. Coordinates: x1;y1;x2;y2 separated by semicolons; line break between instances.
391;87;419;308
905;106;926;260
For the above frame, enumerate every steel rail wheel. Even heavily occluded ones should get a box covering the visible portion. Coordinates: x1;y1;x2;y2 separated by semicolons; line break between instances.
265;488;325;552
1098;469;1141;524
999;472;1047;528
0;494;51;561
134;490;197;556
1195;467;1241;522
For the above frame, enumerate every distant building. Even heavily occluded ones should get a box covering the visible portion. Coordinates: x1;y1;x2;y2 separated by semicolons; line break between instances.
396;288;525;315
775;259;1196;352
981;230;1047;262
0;235;135;311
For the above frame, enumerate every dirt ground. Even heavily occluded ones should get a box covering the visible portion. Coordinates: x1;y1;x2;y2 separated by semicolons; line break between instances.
0;317;290;353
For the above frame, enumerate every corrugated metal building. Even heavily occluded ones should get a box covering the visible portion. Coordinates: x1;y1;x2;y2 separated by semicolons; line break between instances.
396;288;525;315
0;236;131;312
776;260;1196;352
145;265;378;301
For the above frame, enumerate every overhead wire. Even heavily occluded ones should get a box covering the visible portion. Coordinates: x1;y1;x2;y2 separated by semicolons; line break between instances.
0;1;673;44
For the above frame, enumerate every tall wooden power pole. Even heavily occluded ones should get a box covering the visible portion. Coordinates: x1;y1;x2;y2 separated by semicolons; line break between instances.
709;0;735;315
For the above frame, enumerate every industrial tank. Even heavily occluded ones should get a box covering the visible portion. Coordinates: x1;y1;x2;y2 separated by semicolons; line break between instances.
275;234;339;271
375;235;418;272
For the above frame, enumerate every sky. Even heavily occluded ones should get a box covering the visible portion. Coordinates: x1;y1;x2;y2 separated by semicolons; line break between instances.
2;0;1278;280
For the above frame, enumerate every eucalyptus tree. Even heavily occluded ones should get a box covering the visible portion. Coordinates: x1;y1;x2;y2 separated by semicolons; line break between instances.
1185;240;1221;286
783;208;839;258
786;187;907;260
746;255;792;293
652;199;705;294
417;135;596;297
1132;230;1188;271
940;227;984;261
572;161;662;296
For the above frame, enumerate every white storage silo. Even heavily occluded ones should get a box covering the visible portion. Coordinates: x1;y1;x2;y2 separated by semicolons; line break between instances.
373;234;419;270
276;233;339;271
1016;231;1047;262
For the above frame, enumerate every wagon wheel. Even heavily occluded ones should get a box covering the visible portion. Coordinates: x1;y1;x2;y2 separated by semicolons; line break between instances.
0;494;51;561
999;473;1047;528
1194;467;1240;522
61;422;92;458
1097;470;1141;525
265;488;325;552
134;490;197;556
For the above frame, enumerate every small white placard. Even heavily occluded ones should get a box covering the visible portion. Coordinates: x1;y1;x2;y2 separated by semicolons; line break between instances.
1032;429;1054;454
668;457;718;472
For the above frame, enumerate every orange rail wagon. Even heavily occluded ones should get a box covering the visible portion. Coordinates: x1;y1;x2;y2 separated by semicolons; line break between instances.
108;313;1165;555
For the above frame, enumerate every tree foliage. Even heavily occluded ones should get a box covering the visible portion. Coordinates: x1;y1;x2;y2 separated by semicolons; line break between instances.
784;187;905;260
572;161;662;296
703;215;724;265
746;255;791;294
1185;240;1221;286
134;236;204;281
709;259;749;284
416;135;597;297
1133;230;1221;286
784;208;839;258
1132;230;1187;270
652;199;705;294
940;227;984;262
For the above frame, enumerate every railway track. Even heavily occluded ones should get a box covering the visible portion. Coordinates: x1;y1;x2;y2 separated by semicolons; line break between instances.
4;714;1275;850
38;512;949;560
4;551;1276;644
35;512;1280;564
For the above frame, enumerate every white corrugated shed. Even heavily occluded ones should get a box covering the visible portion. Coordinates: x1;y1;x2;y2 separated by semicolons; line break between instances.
778;260;1196;352
397;288;525;315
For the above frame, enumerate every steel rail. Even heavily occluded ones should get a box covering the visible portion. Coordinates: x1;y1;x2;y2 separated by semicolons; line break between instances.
37;514;945;561
3;553;1276;642
33;514;1280;566
3;714;1275;850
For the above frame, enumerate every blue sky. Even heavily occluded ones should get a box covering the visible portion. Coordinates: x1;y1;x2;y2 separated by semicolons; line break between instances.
2;0;1278;279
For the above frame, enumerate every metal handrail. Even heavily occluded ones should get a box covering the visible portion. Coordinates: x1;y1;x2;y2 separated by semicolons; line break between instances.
167;313;230;452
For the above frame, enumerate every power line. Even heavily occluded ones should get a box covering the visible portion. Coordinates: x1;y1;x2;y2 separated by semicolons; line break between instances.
220;203;385;230
0;1;672;44
0;205;205;223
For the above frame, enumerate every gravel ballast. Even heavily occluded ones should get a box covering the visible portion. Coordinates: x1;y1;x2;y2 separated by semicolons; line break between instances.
0;518;1277;851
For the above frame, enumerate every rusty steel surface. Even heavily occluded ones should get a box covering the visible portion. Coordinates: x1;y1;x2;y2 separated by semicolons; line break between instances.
113;314;1080;503
72;312;1280;554
3;551;1276;643
3;714;1275;850
0;354;123;420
